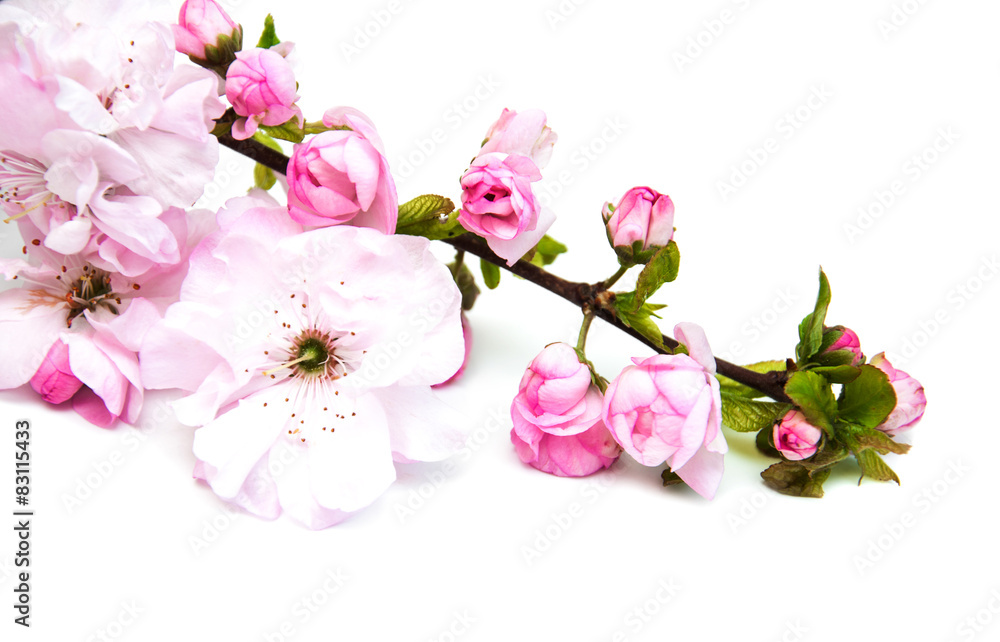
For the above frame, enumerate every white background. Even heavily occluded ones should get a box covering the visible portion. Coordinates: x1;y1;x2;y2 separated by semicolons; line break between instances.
2;0;999;640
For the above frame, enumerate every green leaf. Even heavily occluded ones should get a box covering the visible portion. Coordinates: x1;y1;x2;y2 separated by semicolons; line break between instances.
259;119;305;143
761;462;833;498
396;195;464;240
836;423;910;456
480;258;501;290
397;194;455;226
253;163;276;190
855;450;900;485
809;365;860;384
613;292;664;348
795;268;832;364
257;14;280;49
630;240;680;311
720;394;791;433
838;365;897;429
528;235;568;267
784;371;837;434
717;360;787;399
251;132;282;191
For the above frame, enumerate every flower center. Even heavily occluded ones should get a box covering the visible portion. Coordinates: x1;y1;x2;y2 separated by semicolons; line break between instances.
0;152;66;222
293;336;330;375
65;265;122;327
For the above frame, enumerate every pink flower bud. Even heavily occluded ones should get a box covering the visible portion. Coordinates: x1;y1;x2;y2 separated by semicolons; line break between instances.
603;187;675;254
479;108;558;170
824;326;864;366
286;113;398;234
173;0;241;60
459;152;553;266
773;410;823;461
29;340;83;404
869;353;926;436
225;47;303;140
510;343;619;477
602;323;727;499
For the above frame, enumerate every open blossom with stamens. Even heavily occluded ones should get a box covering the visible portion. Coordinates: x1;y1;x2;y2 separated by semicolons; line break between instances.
0;210;209;427
139;199;467;529
0;2;223;259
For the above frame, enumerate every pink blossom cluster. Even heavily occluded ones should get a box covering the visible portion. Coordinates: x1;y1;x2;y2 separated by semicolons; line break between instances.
0;0;224;426
511;323;728;499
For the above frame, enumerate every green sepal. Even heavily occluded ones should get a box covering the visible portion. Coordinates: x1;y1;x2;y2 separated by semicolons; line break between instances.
783;370;837;435
480;259;501;290
837;364;897;429
756;426;781;458
613;292;664;348
257;14;280;49
629;240;680;312
720;393;791;433
795;268;832;364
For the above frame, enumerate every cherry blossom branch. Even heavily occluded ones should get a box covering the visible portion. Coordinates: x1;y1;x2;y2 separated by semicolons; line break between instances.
219;135;792;403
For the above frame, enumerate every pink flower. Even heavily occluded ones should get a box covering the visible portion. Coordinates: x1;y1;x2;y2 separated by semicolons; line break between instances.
773;410;823;461
509;343;620;477
433;313;472;388
286;109;397;234
140;202;466;528
602;323;727;499
459;152;554;266
823;326;864;366
226;47;303;140
0;5;224;251
603;187;675;262
869;353;927;436
479;108;558;170
0;209;212;428
173;0;241;60
29;340;83;404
